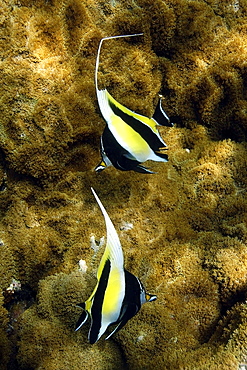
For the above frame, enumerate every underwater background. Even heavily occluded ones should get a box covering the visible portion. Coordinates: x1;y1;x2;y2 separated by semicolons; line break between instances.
1;0;247;369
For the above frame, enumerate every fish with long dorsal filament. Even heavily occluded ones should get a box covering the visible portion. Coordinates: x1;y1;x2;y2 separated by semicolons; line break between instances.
75;188;157;344
94;34;173;174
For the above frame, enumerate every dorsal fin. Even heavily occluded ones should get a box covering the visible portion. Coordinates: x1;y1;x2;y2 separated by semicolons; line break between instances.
95;33;143;94
91;187;123;269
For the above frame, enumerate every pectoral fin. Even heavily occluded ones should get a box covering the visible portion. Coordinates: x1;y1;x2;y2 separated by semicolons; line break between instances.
122;152;136;161
75;303;88;331
135;164;155;174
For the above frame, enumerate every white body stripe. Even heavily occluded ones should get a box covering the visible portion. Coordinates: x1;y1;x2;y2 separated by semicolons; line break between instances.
91;187;124;268
97;89;167;163
91;188;125;341
97;89;114;125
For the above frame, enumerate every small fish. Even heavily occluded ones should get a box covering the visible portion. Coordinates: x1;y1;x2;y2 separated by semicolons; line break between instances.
75;188;156;344
94;34;173;174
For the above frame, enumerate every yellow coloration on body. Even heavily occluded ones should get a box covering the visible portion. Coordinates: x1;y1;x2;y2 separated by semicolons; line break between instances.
107;91;158;132
86;246;123;316
86;262;123;317
105;90;165;162
109;116;152;161
85;298;92;313
102;267;123;315
96;247;110;281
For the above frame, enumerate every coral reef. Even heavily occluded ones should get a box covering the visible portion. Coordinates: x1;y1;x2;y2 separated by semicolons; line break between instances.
1;0;247;369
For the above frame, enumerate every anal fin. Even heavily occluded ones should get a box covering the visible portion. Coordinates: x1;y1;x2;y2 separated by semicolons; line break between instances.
75;303;88;331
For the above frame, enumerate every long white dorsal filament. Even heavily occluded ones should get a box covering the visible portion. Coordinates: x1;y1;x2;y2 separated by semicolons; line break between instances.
95;33;144;93
91;187;123;267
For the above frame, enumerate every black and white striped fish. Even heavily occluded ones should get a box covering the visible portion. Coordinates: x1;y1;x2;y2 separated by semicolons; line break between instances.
75;188;156;344
94;34;173;174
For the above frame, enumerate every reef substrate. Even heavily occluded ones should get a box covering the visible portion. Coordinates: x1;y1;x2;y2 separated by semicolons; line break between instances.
1;0;247;369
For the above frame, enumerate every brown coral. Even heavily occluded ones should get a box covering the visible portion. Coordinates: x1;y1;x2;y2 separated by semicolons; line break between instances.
1;0;247;368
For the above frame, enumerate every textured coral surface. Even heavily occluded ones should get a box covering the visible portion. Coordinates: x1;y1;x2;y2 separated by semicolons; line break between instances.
1;0;247;369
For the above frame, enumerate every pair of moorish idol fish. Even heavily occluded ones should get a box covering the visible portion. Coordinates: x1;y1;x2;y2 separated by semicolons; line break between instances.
94;33;173;174
75;34;172;343
75;188;157;344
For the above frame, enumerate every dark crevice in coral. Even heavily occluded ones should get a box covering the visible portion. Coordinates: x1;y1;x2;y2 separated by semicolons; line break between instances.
6;169;44;189
0;175;7;192
111;339;130;370
169;115;183;127
209;122;247;143
203;289;247;347
70;131;99;150
3;284;36;370
3;284;36;312
220;288;247;318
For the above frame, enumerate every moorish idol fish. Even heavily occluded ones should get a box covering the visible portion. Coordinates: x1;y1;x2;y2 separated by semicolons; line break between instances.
94;34;173;174
75;187;156;344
